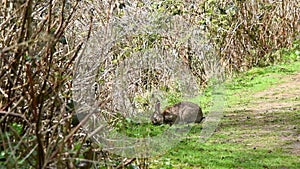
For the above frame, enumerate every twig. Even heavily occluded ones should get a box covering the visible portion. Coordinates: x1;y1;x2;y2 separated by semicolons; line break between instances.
116;158;136;169
0;111;31;126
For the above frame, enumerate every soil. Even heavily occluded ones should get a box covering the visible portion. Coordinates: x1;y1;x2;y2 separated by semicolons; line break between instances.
253;72;300;112
224;71;300;156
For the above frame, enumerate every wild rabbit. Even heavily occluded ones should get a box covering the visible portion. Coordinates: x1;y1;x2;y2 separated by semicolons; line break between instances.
151;100;204;125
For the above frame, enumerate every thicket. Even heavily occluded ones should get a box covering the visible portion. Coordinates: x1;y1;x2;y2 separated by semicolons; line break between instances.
0;0;299;168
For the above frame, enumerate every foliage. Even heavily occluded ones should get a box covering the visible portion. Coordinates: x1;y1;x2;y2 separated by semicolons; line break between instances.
0;1;90;168
186;0;299;73
0;0;299;168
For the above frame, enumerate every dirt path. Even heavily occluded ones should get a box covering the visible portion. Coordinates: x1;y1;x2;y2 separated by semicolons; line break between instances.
253;72;300;112
223;71;300;156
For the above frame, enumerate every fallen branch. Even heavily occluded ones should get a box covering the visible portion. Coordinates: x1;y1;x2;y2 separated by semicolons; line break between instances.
116;158;136;169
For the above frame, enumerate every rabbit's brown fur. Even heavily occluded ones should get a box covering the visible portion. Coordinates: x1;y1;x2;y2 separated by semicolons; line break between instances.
151;101;204;125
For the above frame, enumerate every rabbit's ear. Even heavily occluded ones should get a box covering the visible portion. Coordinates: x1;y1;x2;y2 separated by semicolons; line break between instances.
155;99;161;113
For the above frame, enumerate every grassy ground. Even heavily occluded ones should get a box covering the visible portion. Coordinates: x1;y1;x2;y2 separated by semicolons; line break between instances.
3;54;299;168
145;59;300;168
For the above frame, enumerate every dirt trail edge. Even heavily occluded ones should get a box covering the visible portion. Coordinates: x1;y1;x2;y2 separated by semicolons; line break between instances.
224;71;300;156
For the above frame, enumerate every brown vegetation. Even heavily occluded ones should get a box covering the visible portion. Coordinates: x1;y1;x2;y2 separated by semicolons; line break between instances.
0;0;299;168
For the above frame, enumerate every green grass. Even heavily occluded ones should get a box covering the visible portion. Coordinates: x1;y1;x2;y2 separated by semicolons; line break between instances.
194;60;300;113
150;141;300;169
120;57;300;168
224;60;300;108
116;122;170;138
145;108;300;168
